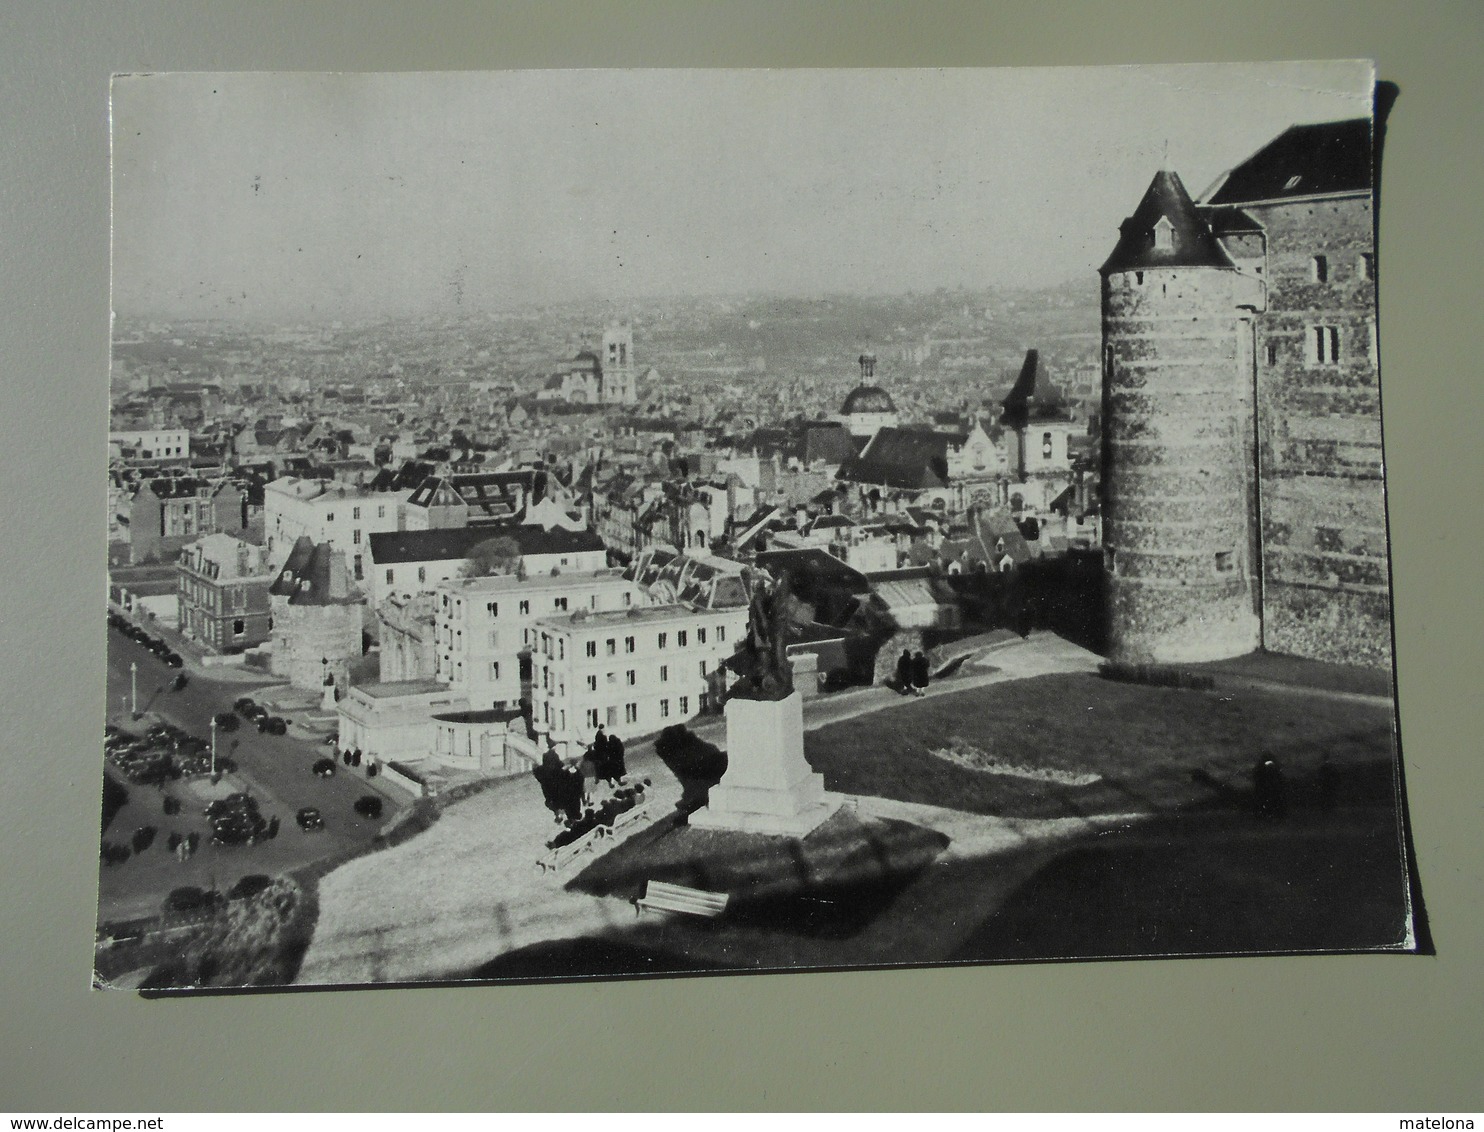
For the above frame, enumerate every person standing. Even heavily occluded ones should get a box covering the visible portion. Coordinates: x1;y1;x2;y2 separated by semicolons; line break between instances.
895;648;913;694
911;650;930;697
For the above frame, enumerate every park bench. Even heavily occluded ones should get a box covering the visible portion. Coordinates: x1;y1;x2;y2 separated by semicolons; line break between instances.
606;797;654;837
535;823;607;875
634;880;729;919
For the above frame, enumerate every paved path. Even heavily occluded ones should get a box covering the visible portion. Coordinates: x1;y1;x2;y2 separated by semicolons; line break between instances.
295;632;1109;985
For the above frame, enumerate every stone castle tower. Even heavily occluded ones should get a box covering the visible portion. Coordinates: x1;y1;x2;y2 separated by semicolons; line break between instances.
600;322;637;405
1099;169;1263;663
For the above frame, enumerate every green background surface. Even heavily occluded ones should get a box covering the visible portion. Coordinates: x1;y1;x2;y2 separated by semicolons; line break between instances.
1;0;1480;1112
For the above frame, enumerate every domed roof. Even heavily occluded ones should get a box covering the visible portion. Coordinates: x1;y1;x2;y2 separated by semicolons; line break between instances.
841;384;896;415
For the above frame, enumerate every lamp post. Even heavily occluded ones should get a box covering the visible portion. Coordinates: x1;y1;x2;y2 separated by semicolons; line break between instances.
130;661;138;718
209;715;218;778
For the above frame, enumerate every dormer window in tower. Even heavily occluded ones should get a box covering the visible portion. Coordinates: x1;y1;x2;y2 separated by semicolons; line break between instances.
1283;174;1302;191
1152;215;1174;250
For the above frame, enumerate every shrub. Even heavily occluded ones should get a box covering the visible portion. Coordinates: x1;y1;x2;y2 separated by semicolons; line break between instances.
1097;661;1215;692
353;795;384;820
100;841;131;866
131;825;157;853
654;724;728;785
163;796;181;815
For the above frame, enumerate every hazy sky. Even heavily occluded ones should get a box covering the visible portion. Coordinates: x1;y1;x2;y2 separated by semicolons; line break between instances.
111;63;1372;322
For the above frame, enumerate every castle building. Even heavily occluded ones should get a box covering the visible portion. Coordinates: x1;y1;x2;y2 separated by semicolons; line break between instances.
1099;118;1387;666
267;536;365;691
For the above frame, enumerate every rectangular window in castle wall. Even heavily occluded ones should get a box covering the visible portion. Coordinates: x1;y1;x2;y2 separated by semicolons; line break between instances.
1309;326;1341;365
1265;339;1280;366
1311;255;1328;283
1360;252;1375;281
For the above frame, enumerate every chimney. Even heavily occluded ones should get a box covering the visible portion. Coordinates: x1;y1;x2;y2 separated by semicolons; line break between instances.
327;548;350;600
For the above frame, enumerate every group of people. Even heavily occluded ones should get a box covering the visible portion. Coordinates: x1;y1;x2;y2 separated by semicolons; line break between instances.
532;726;638;836
545;779;651;851
894;649;933;697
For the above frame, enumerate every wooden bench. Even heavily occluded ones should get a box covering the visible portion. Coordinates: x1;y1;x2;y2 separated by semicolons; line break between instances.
535;823;607;874
635;880;729;919
606;797;654;837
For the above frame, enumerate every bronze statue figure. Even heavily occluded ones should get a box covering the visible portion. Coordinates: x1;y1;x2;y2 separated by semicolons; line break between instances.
724;573;795;702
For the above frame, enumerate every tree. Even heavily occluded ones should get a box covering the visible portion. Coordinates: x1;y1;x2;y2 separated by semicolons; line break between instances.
461;535;523;578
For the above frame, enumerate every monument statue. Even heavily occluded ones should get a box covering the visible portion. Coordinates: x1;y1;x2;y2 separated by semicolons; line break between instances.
725;574;795;702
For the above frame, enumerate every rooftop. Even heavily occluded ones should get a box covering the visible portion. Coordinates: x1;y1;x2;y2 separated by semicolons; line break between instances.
1203;118;1372;205
1100;169;1236;275
438;568;633;596
356;679;452;699
535;601;737;631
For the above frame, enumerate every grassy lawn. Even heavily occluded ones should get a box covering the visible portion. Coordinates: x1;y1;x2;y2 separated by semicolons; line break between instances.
802;672;1398;821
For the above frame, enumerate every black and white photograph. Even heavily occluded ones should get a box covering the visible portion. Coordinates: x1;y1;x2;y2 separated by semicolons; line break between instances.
97;61;1418;991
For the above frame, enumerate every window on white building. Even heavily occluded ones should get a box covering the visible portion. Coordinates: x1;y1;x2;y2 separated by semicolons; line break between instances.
377;505;386;519
660;665;669;682
606;638;616;656
587;675;597;692
554;597;568;611
353;506;361;520
677;630;688;647
679;696;690;716
625;703;638;724
519;600;530;615
697;628;707;645
660;699;670;718
326;512;334;522
699;660;707;677
386;568;394;584
716;626;726;642
622;592;632;607
418;567;427;583
586;709;600;729
487;602;498;616
657;632;668;649
586;640;597;658
624;636;635;653
490;661;500;680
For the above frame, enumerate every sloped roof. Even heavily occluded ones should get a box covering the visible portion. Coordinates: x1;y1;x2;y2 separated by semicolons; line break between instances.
1001;349;1075;427
797;422;858;467
368;523;605;565
285;543;360;606
1100;169;1236;275
269;536;316;595
837;428;952;490
1203;118;1372;205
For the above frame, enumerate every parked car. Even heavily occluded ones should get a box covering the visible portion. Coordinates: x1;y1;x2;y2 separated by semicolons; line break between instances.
172;673;189;691
295;807;324;831
311;758;336;778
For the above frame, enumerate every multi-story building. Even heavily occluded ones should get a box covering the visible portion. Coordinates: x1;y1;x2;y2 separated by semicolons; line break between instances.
529;602;750;759
127;477;251;564
110;429;190;463
432;569;647;711
175;533;274;652
366;523;609;607
262;477;406;579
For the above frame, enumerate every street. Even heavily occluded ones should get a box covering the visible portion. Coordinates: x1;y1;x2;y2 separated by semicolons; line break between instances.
99;623;410;925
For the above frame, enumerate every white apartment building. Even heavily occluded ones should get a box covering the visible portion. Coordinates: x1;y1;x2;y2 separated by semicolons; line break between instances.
263;477;407;577
432;570;647;711
529;602;749;759
110;429;190;462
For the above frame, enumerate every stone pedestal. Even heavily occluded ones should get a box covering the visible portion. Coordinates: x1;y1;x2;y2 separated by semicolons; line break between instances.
690;691;836;837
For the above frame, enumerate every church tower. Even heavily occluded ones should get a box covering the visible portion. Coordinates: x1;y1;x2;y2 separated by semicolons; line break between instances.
601;322;637;405
1099;169;1261;663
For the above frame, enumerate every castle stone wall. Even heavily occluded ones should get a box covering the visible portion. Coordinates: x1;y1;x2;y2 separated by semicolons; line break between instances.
1101;266;1261;663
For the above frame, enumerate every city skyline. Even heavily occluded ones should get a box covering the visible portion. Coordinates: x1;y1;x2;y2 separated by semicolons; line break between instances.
111;63;1372;322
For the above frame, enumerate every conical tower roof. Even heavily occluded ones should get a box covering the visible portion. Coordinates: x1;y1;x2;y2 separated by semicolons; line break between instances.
1100;169;1235;275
